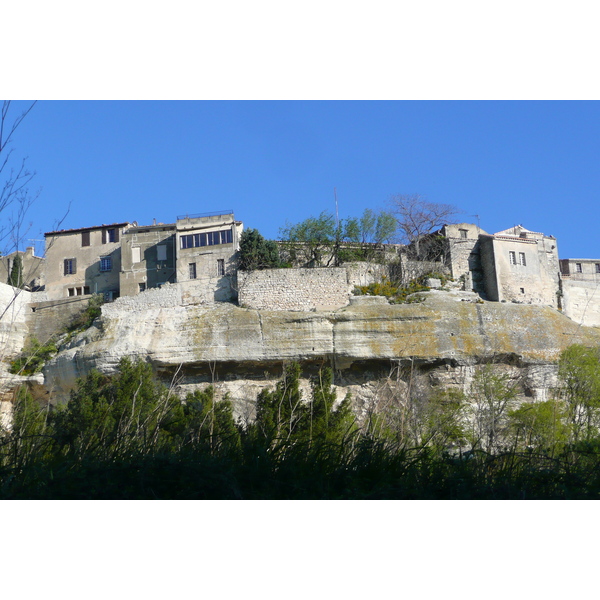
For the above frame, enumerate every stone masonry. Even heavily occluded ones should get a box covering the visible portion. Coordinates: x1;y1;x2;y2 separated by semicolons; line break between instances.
237;267;351;311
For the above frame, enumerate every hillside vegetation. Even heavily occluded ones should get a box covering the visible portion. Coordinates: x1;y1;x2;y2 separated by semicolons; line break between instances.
3;345;600;499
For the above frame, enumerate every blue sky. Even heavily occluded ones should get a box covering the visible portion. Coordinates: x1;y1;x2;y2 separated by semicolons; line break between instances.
5;1;599;588
5;100;600;260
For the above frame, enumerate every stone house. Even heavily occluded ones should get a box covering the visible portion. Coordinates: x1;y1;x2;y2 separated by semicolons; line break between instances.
477;225;560;307
0;247;45;291
119;223;177;296
11;213;599;328
175;212;242;303
44;222;131;301
42;212;243;304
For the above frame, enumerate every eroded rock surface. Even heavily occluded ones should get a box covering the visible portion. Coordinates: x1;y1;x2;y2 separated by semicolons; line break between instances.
40;291;600;418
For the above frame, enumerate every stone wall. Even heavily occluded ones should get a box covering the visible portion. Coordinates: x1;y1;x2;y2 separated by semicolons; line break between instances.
102;283;182;315
562;278;600;327
28;296;90;344
237;267;350;311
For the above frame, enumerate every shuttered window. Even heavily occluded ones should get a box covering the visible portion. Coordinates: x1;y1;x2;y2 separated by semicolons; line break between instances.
64;258;76;275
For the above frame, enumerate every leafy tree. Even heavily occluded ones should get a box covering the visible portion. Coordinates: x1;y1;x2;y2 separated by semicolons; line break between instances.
556;344;600;443
280;208;397;267
279;211;339;267
238;228;280;271
469;364;518;452
420;388;468;452
508;399;569;454
8;253;23;288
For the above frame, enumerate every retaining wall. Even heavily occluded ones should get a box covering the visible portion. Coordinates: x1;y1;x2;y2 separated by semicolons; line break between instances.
238;268;351;311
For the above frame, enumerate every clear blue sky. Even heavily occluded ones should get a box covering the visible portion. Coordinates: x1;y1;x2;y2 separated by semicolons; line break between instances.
5;100;600;260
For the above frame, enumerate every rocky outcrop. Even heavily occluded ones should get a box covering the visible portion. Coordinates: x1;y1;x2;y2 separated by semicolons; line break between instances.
41;290;600;419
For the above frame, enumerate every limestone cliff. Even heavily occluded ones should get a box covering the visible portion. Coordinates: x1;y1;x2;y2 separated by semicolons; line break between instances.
40;290;600;419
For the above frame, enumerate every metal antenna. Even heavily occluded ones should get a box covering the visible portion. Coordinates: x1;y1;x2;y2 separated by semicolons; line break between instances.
334;187;339;228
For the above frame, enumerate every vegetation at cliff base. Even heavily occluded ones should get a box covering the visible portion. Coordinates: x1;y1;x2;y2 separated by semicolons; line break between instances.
4;346;600;499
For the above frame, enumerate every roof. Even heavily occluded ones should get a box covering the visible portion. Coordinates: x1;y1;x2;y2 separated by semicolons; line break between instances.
45;222;131;236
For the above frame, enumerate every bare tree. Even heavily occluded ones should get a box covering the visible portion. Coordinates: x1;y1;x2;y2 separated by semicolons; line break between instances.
0;101;38;256
389;194;460;259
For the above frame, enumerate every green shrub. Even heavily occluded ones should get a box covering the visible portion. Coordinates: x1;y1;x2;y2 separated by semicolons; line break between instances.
354;276;429;304
9;338;58;375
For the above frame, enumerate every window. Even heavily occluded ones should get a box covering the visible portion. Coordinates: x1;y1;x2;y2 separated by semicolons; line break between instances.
217;259;225;276
596;264;600;274
520;288;525;294
84;286;90;295
100;256;112;272
139;282;146;293
459;229;468;239
102;228;119;244
576;263;583;273
64;258;76;275
189;263;197;280
180;228;233;249
82;231;90;247
509;251;516;265
68;288;75;297
132;247;141;263
157;245;167;261
519;252;526;266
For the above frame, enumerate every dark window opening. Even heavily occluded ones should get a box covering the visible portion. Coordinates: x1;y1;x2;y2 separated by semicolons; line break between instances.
82;231;90;247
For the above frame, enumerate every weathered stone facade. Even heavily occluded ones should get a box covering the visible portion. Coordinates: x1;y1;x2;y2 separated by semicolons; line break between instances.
120;224;177;296
44;222;130;301
238;267;351;311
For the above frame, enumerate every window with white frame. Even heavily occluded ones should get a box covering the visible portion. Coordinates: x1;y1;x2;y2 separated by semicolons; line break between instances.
100;256;112;272
459;229;468;239
576;263;583;273
509;251;516;265
519;252;526;266
180;228;233;249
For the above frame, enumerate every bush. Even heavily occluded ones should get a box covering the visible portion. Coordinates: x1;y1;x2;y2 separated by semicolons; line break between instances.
354;276;429;304
9;338;58;375
64;294;104;333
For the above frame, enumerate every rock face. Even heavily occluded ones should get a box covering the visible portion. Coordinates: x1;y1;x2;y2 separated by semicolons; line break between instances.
42;290;600;420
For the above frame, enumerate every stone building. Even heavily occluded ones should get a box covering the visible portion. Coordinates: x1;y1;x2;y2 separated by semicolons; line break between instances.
44;222;131;301
0;247;45;291
478;226;560;307
559;259;600;327
175;212;243;303
42;212;242;304
119;223;177;296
